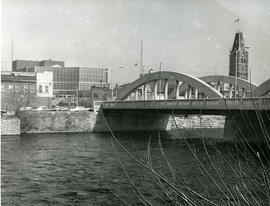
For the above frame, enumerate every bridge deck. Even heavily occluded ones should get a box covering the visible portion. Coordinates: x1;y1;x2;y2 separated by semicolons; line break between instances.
102;97;270;113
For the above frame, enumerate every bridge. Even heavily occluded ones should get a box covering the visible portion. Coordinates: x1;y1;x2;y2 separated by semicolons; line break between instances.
103;97;270;115
116;71;268;101
96;71;270;142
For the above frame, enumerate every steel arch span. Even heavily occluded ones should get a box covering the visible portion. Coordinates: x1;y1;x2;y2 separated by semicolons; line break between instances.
254;78;270;97
117;71;224;100
168;75;258;99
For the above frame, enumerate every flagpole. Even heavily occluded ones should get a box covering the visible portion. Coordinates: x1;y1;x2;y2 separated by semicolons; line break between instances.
140;38;143;77
11;33;14;71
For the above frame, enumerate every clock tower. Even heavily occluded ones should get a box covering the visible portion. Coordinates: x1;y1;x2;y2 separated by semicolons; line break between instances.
229;31;249;80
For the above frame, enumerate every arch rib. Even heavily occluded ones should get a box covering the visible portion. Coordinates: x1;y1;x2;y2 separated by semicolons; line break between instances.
117;71;223;100
253;78;270;97
169;75;258;99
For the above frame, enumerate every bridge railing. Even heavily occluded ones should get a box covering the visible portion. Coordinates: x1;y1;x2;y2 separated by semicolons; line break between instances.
102;97;270;110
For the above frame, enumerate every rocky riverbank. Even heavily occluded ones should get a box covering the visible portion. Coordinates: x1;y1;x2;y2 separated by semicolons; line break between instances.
1;111;226;135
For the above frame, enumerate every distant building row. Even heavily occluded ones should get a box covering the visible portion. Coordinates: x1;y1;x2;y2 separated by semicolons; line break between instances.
1;59;110;110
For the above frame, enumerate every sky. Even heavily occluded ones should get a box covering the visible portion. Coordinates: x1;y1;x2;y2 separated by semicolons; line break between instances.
1;0;270;85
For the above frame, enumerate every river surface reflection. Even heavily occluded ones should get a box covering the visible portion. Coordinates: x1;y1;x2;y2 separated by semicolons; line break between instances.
0;131;259;205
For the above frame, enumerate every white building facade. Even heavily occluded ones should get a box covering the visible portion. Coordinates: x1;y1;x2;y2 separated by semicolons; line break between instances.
36;71;53;97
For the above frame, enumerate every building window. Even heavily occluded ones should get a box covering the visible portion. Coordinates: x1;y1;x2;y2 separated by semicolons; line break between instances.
45;86;49;93
39;85;43;93
9;84;14;92
1;84;5;93
24;85;29;93
30;85;35;93
15;85;20;92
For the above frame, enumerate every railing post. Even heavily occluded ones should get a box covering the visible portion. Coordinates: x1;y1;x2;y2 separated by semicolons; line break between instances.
144;83;148;100
216;82;221;92
141;85;144;100
164;79;168;100
176;80;180;99
195;88;198;99
229;84;233;98
185;90;188;99
154;80;157;100
240;97;243;109
135;89;138;101
242;88;246;98
188;85;192;99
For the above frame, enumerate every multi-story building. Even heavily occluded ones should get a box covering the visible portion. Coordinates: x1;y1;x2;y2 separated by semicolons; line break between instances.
36;71;53;98
11;59;109;107
1;71;54;110
229;31;249;80
12;59;65;72
34;66;109;97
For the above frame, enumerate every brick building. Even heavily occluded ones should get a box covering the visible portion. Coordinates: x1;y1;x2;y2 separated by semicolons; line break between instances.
12;59;65;72
1;72;53;111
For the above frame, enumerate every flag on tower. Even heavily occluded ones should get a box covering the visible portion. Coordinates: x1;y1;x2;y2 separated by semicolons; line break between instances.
234;18;240;23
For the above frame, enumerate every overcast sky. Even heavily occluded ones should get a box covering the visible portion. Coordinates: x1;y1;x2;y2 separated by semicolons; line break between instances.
1;0;270;84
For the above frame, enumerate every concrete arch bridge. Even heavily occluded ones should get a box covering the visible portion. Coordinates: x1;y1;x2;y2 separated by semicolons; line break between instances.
117;71;266;101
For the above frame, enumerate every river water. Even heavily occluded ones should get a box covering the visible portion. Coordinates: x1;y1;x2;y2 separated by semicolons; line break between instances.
1;131;268;205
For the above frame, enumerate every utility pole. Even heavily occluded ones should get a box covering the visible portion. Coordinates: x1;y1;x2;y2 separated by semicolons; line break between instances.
140;38;143;77
159;62;162;100
110;68;113;100
11;33;14;71
76;89;79;107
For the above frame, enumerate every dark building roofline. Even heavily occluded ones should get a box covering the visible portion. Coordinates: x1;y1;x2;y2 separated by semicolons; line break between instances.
230;31;245;52
1;74;36;83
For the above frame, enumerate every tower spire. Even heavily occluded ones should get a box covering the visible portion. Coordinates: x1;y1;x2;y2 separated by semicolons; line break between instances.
229;31;249;80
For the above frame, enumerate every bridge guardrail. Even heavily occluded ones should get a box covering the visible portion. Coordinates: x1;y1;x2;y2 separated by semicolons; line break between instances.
102;97;270;110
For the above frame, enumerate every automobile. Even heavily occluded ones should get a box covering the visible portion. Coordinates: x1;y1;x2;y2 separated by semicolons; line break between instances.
1;110;7;115
70;106;90;111
20;107;32;111
34;106;46;111
55;107;69;111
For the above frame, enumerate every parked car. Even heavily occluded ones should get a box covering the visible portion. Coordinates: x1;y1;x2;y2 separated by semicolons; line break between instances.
20;107;32;111
34;106;46;111
70;106;90;111
1;110;7;115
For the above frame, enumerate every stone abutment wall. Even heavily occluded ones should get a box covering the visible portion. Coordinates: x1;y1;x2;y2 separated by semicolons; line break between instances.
19;111;100;133
1;117;20;135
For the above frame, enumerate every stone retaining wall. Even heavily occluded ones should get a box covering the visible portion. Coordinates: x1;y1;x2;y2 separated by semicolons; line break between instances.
170;115;225;129
1;117;20;135
16;111;226;134
19;111;99;133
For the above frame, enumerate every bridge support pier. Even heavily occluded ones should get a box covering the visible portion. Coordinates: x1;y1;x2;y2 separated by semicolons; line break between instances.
94;109;171;132
223;111;270;143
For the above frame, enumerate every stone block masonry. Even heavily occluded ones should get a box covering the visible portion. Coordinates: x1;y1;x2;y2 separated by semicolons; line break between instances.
19;110;99;134
14;110;226;135
1;117;20;135
170;115;225;129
